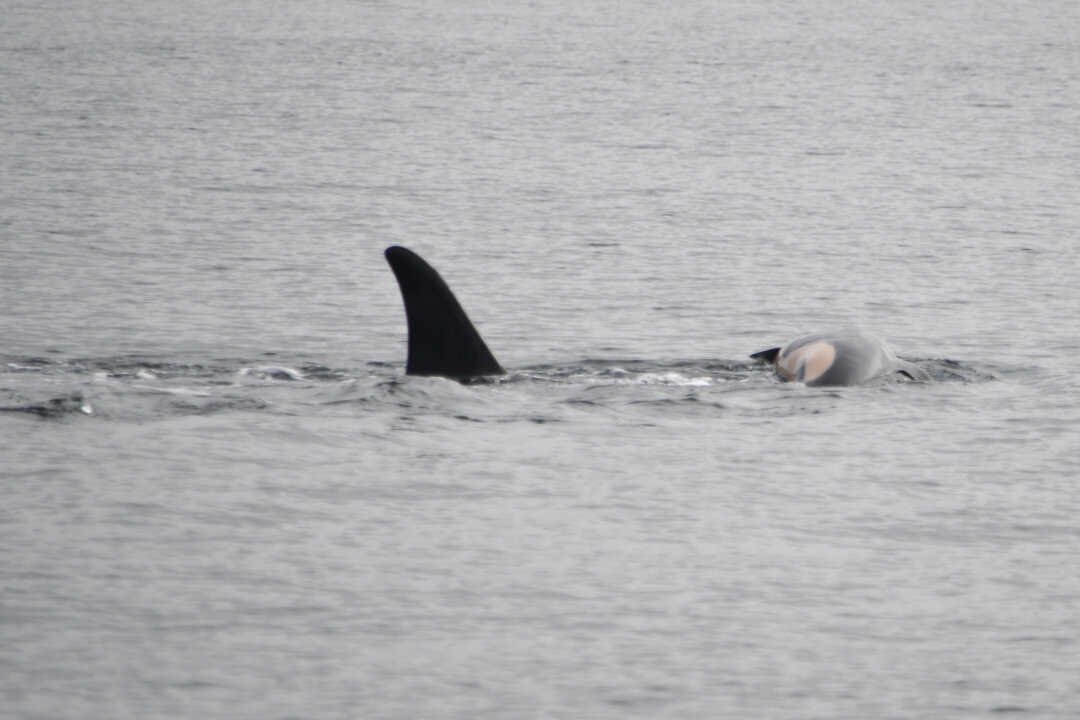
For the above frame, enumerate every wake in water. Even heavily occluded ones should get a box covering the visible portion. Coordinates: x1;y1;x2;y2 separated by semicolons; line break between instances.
0;249;1009;423
1;353;991;423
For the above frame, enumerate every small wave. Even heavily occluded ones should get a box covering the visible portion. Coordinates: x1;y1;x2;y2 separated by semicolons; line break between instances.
515;359;749;385
167;397;269;415
5;362;44;372
0;393;93;418
617;372;713;387
917;358;998;383
239;366;304;381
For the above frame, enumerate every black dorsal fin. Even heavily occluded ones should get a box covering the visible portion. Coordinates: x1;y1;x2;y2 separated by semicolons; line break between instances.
384;246;505;380
750;347;781;363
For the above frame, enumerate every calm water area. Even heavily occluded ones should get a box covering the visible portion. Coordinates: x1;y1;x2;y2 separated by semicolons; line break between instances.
2;1;1079;718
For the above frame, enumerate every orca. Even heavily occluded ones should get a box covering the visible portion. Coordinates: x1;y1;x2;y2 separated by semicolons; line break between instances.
384;246;930;386
384;246;505;380
750;329;931;386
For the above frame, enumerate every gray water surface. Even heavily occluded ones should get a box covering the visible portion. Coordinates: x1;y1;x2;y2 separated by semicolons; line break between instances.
3;1;1079;718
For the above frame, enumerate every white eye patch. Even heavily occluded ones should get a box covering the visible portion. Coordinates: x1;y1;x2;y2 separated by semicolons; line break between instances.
778;341;836;383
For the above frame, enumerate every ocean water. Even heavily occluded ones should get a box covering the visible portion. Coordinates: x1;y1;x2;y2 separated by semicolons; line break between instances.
3;1;1079;718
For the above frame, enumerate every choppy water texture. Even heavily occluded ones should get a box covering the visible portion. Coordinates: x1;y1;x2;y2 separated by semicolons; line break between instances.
3;1;1080;718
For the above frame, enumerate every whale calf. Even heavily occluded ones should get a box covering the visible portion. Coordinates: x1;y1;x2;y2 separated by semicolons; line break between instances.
750;329;930;386
384;246;930;386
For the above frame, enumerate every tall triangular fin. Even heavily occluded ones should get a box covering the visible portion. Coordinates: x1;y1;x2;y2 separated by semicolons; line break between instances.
384;246;505;380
